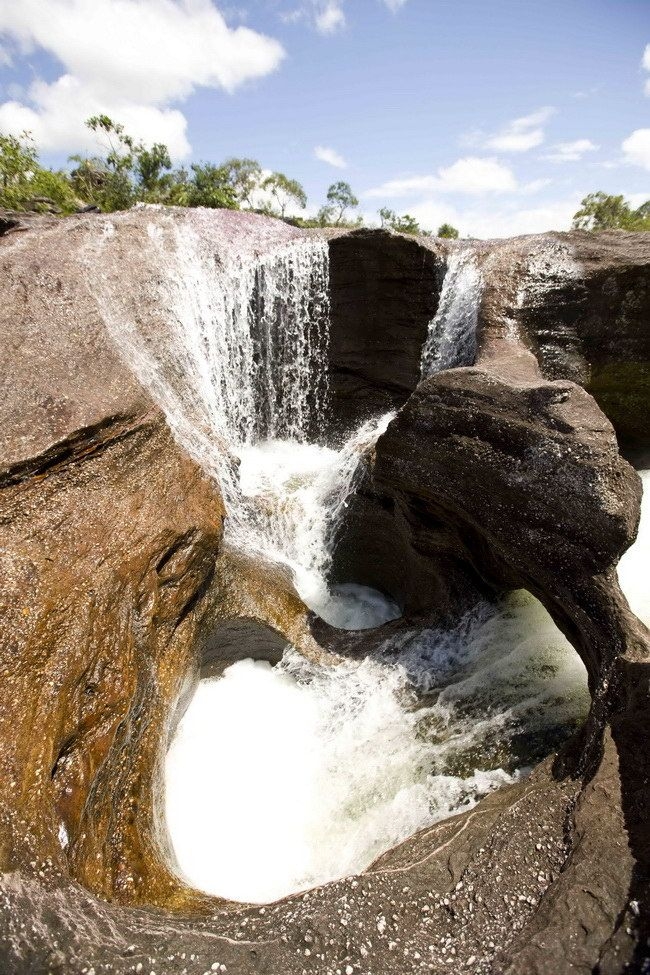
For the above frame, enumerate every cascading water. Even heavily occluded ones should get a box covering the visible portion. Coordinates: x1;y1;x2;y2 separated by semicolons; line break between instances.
421;247;482;376
166;591;591;903
90;212;593;905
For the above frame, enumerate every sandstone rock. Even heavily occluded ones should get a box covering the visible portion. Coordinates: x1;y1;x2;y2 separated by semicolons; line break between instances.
1;208;649;974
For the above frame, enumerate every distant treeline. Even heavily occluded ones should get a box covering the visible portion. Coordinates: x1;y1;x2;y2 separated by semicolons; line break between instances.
1;116;648;235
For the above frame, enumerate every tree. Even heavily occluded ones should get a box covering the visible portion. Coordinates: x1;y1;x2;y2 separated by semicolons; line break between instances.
326;180;358;224
0;131;78;213
221;157;262;207
378;207;429;236
437;222;459;239
572;192;650;231
262;172;307;218
136;142;173;197
183;163;238;209
70;116;141;210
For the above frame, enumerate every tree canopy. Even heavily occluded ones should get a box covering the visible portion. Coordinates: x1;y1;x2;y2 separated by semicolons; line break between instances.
437;222;459;239
572;192;650;231
378;207;432;236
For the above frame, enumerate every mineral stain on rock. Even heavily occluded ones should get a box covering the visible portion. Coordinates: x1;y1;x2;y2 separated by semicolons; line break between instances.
0;207;648;975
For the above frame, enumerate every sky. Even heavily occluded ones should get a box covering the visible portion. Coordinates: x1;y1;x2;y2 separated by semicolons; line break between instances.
0;0;648;238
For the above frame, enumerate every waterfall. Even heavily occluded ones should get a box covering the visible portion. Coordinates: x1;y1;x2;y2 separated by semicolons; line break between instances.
86;213;590;906
90;218;330;492
89;215;394;620
421;248;482;376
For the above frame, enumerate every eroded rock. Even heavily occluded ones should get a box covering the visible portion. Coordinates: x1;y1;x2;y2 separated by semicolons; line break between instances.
0;209;649;974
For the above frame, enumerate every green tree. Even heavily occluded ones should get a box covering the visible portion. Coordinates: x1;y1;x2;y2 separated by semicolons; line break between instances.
184;163;238;209
326;180;358;224
70;116;139;210
572;192;650;231
437;222;459;239
378;207;429;236
262;171;307;218
136;142;173;197
0;131;77;213
221;157;262;207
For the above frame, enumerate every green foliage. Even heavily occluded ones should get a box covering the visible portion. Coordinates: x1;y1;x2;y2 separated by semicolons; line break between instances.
221;157;262;207
572;192;650;231
325;181;359;224
262;171;307;218
378;207;430;236
0;131;78;213
182;163;239;209
437;222;460;239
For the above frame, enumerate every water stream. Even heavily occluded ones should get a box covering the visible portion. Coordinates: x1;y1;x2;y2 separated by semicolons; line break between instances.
91;219;606;904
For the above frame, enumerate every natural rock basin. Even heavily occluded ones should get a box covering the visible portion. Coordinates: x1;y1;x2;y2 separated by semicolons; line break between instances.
0;207;649;974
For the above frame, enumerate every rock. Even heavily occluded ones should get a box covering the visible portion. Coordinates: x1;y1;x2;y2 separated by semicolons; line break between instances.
479;231;650;451
0;207;649;974
326;228;443;433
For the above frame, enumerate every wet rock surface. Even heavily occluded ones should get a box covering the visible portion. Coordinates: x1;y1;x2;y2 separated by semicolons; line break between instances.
326;229;444;433
0;209;649;973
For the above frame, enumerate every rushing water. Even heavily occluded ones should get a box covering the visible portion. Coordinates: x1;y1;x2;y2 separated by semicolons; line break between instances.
166;590;591;903
421;248;482;376
92;217;596;903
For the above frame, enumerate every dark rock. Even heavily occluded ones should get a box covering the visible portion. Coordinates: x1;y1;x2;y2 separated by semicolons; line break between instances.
326;228;444;434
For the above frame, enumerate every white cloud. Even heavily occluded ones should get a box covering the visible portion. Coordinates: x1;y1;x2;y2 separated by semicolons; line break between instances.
622;128;650;171
627;191;650;209
482;106;556;153
314;144;347;168
314;2;345;33
643;44;650;95
0;75;192;157
0;0;285;157
382;0;408;10
365;156;518;198
406;194;583;240
543;138;598;163
437;156;517;193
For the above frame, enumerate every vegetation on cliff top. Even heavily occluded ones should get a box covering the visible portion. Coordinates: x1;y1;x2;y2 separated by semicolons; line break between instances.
3;118;648;238
0;117;460;238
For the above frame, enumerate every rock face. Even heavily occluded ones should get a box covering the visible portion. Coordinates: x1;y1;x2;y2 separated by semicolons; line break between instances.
0;208;649;974
485;231;650;451
326;228;443;433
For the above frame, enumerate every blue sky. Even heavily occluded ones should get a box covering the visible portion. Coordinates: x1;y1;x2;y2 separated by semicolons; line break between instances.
0;0;648;237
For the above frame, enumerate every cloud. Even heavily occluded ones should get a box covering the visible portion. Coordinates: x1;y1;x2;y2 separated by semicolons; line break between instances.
365;156;518;198
315;2;345;32
622;128;650;171
285;0;402;30
284;1;345;33
543;138;598;163
0;0;285;157
481;106;556;153
405;194;583;240
314;144;347;168
643;44;650;95
0;75;192;157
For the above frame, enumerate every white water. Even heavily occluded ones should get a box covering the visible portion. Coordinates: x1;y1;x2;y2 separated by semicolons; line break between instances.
92;215;396;623
421;249;482;376
89;220;602;904
166;590;590;903
236;412;399;625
